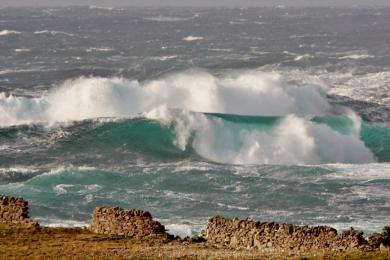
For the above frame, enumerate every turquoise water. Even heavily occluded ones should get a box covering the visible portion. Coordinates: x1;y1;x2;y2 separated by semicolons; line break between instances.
1;6;390;237
1;114;389;236
1;114;389;169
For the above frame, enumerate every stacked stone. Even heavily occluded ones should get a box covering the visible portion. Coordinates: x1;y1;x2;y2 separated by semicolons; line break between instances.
0;195;38;226
201;216;381;253
366;226;390;251
90;207;167;238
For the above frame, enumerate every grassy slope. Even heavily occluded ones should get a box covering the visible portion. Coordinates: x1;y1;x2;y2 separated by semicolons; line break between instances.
1;224;390;259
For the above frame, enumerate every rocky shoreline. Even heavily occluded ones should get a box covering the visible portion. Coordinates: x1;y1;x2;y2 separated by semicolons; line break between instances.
1;194;390;259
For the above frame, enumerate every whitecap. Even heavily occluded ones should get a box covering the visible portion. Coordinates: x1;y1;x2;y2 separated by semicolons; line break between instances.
0;69;331;126
0;30;21;36
324;70;390;108
208;48;233;52
89;5;115;10
294;54;314;61
86;47;114;52
53;184;74;195
216;202;249;211
0;166;39;175
338;54;374;60
148;55;178;61
182;36;204;42
34;30;74;37
143;16;194;22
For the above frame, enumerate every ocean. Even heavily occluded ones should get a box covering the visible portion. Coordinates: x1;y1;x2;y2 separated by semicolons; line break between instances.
0;6;389;237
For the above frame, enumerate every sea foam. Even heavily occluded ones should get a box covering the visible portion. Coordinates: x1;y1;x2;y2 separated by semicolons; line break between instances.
146;108;374;165
0;70;375;165
0;69;330;126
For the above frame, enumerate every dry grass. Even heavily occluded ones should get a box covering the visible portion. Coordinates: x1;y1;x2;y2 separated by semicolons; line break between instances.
0;224;389;259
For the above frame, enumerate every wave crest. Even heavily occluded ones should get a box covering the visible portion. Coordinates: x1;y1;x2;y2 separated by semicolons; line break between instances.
0;30;21;36
147;108;374;165
0;70;331;126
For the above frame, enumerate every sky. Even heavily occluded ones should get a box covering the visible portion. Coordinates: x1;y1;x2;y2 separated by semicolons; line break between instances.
1;0;390;7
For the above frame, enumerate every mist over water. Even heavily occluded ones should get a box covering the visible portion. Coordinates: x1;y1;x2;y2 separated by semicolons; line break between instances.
0;6;390;236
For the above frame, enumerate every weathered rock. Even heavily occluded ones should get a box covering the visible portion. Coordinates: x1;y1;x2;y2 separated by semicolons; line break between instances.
0;195;38;227
380;243;390;252
90;206;169;238
201;216;373;253
367;225;390;248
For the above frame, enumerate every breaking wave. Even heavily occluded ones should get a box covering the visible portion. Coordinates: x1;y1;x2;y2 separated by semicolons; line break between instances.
145;109;375;165
1;112;386;165
0;70;330;126
0;69;388;165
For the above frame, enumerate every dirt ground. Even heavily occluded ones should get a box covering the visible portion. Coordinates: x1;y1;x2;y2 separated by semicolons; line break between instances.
1;224;389;259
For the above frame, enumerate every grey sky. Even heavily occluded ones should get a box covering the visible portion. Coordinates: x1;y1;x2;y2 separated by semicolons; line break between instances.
1;0;390;7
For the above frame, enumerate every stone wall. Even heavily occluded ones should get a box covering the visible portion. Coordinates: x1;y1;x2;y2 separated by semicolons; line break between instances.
366;226;390;250
0;195;38;226
3;193;390;254
201;216;390;253
90;207;168;238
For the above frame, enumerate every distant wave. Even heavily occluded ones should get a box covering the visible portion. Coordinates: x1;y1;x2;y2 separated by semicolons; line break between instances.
14;49;31;52
294;54;314;61
34;30;74;37
0;30;21;36
143;16;195;22
183;36;204;42
0;68;42;75
148;55;178;61
86;47;114;52
88;5;115;10
338;54;374;60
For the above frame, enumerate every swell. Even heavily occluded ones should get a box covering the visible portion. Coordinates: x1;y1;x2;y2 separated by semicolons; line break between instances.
0;70;330;126
2;162;390;234
0;70;388;165
1;114;389;165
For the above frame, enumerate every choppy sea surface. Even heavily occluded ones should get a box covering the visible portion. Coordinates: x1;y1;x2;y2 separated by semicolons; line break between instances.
1;6;390;237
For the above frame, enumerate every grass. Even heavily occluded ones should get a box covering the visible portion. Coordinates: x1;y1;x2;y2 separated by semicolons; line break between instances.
0;224;390;259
